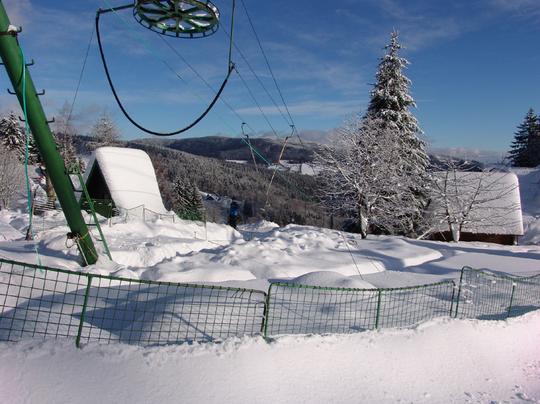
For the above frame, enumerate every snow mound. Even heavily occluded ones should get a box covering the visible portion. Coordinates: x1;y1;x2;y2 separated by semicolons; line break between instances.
521;217;540;245
289;271;375;289
0;222;23;241
238;220;279;233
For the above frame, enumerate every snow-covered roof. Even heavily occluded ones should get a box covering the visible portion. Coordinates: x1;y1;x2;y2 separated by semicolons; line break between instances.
88;147;167;214
430;171;524;236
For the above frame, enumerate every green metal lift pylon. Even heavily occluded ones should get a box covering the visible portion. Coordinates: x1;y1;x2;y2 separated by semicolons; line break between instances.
0;1;99;265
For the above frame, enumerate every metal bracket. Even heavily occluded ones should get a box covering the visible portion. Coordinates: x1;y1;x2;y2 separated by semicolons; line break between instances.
18;116;25;122
7;88;16;95
46;117;55;124
25;59;35;67
36;89;45;96
0;25;21;36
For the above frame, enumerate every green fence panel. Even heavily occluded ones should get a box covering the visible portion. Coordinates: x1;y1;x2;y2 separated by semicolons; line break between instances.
264;283;380;336
264;280;455;337
0;260;89;342
0;259;267;345
455;267;540;320
376;281;455;329
507;274;540;318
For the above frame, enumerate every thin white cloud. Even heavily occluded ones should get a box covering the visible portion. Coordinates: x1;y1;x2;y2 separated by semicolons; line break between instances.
491;0;540;17
236;99;364;117
2;0;31;26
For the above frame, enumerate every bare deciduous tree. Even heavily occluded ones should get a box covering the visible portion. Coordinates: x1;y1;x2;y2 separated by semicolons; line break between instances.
88;111;121;150
316;115;428;238
0;148;21;210
428;160;522;242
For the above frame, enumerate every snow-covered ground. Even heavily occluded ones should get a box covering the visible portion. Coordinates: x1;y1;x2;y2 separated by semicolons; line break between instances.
1;312;539;404
0;208;539;290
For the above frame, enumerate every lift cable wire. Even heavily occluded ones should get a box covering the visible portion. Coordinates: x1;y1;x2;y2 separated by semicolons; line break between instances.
220;24;291;128
234;66;279;138
239;0;316;169
95;1;310;204
95;0;236;136
239;0;295;127
63;25;95;137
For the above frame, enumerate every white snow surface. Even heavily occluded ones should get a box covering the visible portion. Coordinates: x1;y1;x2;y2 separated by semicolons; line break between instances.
0;211;538;290
513;167;540;245
88;147;168;214
1;312;539;404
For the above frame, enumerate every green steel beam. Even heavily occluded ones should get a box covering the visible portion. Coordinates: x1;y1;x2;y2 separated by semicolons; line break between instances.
0;1;98;265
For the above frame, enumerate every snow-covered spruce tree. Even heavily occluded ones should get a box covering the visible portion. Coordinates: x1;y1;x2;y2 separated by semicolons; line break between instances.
171;176;205;221
0;111;41;164
365;31;430;236
0;111;25;157
508;109;539;167
317;31;429;237
87;111;121;150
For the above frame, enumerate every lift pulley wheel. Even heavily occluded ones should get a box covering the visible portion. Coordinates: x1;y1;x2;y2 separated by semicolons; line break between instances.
133;0;220;38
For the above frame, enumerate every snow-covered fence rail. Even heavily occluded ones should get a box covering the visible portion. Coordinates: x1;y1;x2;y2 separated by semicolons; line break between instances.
1;259;539;348
0;259;266;346
263;281;456;336
454;267;540;320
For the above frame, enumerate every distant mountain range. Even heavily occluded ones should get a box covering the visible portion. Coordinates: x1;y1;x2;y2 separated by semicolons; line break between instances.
136;136;318;164
135;135;485;171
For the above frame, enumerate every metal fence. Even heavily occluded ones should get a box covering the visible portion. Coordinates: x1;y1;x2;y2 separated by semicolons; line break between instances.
454;266;540;320
1;259;539;347
0;259;266;347
264;281;455;336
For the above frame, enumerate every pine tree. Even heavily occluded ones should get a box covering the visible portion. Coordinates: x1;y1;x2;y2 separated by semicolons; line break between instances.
171;176;205;221
531;115;540;167
365;31;430;235
0;111;41;164
509;109;538;167
0;111;24;156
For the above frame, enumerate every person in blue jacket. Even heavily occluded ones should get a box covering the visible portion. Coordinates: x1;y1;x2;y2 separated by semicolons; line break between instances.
228;200;240;229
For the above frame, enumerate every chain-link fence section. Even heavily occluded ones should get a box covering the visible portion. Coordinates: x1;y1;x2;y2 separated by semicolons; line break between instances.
1;259;539;348
0;259;266;346
454;267;540;320
264;281;455;336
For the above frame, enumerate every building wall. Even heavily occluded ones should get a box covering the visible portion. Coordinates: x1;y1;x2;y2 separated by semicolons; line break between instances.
429;231;517;245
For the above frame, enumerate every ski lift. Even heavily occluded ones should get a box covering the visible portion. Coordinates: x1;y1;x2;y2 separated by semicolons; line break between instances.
133;0;220;38
96;0;235;136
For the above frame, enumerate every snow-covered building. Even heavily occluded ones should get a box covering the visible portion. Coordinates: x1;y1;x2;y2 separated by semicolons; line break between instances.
83;147;167;217
429;171;524;245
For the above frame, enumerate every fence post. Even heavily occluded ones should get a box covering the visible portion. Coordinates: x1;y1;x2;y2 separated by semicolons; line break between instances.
449;280;456;317
76;275;93;348
375;289;382;329
454;267;466;318
262;284;273;338
507;282;517;318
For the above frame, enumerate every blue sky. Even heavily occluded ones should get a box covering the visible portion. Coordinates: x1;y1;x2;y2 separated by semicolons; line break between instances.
1;0;539;156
